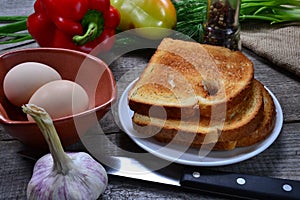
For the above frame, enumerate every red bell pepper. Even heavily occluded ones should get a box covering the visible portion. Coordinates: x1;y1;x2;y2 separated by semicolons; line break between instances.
27;0;120;53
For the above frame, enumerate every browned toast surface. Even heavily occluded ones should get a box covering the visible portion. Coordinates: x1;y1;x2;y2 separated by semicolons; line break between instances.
128;38;254;118
236;83;276;147
128;38;276;151
132;80;264;145
132;80;276;151
211;82;276;150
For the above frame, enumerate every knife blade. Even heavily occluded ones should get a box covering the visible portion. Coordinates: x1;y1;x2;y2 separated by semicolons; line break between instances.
101;155;300;200
18;150;300;200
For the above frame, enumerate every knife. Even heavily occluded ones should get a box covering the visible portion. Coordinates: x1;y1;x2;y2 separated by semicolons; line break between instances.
102;155;300;200
19;150;300;200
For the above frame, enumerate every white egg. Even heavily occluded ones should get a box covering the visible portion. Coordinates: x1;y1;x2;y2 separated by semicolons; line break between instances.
3;62;62;106
28;80;89;120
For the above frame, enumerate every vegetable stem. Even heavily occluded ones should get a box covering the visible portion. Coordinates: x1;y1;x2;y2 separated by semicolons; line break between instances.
22;104;74;175
73;22;98;45
239;15;282;23
253;6;268;15
0;34;32;44
0;19;28;33
0;16;28;22
73;9;104;46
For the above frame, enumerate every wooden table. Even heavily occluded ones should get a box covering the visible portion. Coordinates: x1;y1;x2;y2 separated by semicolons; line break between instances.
1;1;300;199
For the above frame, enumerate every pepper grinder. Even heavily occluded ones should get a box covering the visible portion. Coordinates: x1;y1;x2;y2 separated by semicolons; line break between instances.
203;0;241;50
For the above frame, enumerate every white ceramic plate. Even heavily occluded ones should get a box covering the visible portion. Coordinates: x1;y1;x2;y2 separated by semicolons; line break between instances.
118;80;283;166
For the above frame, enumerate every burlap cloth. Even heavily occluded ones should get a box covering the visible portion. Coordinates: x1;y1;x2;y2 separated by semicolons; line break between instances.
240;22;300;77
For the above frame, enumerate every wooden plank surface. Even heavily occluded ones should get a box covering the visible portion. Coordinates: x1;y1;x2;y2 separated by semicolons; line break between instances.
1;0;300;199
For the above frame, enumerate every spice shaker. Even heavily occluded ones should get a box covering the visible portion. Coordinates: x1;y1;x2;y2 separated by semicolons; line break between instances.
203;0;241;50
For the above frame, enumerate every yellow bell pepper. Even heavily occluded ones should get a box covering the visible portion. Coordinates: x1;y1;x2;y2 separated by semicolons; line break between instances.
110;0;177;39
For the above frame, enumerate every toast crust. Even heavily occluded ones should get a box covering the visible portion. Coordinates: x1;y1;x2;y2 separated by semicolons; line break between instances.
128;38;254;119
211;83;276;150
132;80;264;145
236;84;276;147
133;80;276;151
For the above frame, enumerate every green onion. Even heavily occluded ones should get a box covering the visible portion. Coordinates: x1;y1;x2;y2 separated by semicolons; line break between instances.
0;16;28;22
0;19;28;34
240;0;300;23
0;33;32;44
172;0;300;42
0;17;33;45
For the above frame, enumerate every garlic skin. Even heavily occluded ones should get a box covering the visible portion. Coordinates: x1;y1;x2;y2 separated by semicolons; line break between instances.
27;152;108;200
22;104;108;200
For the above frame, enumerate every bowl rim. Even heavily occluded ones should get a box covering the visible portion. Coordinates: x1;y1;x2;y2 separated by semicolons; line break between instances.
0;47;117;125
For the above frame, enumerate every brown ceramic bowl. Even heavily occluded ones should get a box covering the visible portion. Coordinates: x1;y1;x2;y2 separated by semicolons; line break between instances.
0;48;116;149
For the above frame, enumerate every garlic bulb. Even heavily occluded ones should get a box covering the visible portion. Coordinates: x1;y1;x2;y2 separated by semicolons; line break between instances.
22;104;108;200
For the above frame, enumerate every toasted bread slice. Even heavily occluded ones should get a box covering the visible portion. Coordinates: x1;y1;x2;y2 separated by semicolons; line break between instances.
236;84;276;147
208;82;276;150
128;38;254;118
133;81;276;151
132;80;264;145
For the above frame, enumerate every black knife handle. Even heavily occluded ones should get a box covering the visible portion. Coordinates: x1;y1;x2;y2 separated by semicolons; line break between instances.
180;168;300;200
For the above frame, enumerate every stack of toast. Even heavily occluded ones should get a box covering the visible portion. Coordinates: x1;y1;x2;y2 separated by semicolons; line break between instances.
128;38;276;150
